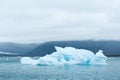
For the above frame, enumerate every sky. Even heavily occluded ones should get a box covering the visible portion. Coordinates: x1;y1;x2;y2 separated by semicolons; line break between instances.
0;0;120;43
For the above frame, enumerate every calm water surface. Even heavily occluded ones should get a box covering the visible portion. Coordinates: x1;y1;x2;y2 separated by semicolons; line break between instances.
0;57;120;80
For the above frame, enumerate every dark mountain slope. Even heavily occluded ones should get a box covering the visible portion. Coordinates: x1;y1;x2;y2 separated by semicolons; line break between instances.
0;42;39;55
28;41;120;56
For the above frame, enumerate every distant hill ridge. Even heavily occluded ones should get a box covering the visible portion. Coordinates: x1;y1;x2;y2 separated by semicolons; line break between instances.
29;40;120;57
0;42;39;56
0;41;120;56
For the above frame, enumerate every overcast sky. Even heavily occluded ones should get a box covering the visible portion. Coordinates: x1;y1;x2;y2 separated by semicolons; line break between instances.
0;0;120;43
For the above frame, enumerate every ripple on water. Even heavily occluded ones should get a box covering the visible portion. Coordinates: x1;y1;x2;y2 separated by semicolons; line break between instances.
0;57;120;80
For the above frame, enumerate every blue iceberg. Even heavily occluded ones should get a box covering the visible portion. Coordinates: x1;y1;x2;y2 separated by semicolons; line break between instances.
20;46;108;66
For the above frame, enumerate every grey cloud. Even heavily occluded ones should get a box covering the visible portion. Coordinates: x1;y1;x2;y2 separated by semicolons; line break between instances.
0;0;120;43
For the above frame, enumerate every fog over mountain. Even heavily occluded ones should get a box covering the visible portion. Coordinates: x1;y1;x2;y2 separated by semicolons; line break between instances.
0;41;120;56
0;1;120;56
0;42;39;56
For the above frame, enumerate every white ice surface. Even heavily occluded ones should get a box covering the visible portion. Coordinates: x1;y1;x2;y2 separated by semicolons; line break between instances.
20;46;108;66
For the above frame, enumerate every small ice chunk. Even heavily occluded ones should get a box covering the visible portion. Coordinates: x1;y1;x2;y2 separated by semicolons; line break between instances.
89;50;108;65
20;57;38;65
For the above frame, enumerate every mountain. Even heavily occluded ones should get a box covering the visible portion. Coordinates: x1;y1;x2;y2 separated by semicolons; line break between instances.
0;42;39;56
0;41;120;56
28;41;120;57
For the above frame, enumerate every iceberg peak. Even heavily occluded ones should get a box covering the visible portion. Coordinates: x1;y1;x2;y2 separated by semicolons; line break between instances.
95;50;107;58
89;50;107;65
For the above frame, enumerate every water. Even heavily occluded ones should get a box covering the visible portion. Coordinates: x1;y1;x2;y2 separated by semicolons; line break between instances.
0;57;120;80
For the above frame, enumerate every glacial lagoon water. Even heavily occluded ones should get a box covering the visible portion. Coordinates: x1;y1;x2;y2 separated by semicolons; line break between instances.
0;57;120;80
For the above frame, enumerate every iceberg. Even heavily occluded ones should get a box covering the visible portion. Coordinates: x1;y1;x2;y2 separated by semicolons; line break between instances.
20;46;108;66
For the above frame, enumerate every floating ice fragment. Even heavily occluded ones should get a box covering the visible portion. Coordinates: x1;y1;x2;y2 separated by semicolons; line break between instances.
20;57;39;65
89;50;108;65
